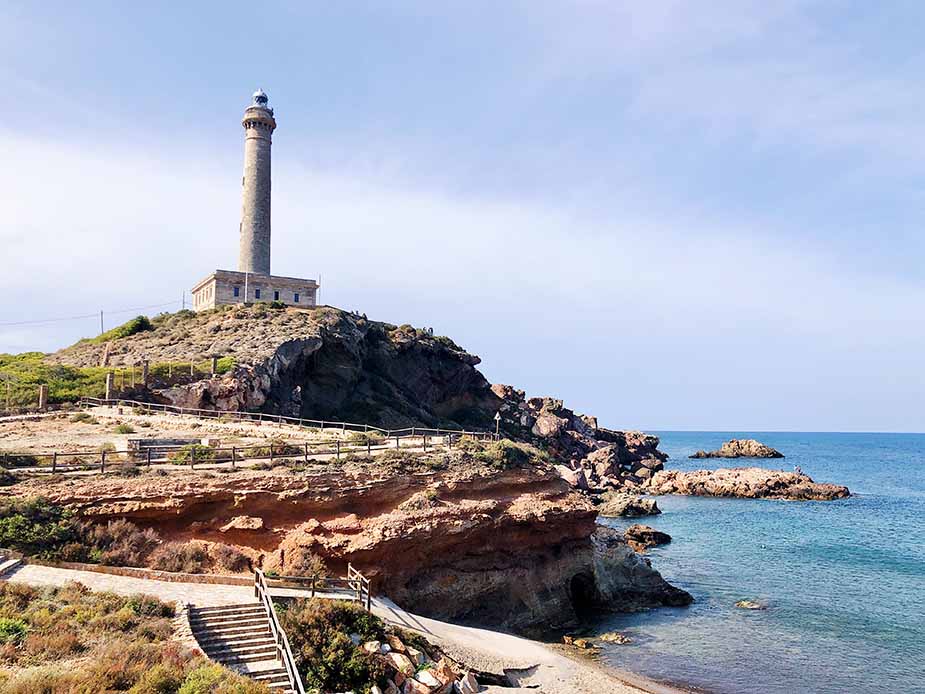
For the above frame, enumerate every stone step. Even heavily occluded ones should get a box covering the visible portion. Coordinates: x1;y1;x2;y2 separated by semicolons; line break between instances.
252;669;290;685
191;602;263;615
193;622;271;638
205;641;277;660
0;558;21;577
210;649;280;665
199;634;275;650
190;613;267;627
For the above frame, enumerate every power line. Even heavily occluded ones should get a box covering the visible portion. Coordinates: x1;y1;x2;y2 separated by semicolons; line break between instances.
0;301;180;328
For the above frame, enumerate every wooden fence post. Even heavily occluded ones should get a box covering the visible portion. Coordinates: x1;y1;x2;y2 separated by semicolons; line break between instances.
100;450;106;473
304;443;309;463
231;446;236;469
51;452;57;473
423;435;428;451
367;439;371;457
191;446;196;470
395;435;400;449
146;448;152;467
269;444;274;463
336;440;341;461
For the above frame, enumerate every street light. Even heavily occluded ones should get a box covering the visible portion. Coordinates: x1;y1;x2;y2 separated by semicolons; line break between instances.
494;411;501;440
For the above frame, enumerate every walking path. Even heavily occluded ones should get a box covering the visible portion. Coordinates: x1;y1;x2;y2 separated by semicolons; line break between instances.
4;563;253;605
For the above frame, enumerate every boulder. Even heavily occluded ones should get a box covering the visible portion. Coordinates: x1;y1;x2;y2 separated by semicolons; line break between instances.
386;652;416;677
623;524;671;552
555;464;589;490
405;645;427;666
457;672;479;694
598;631;631;644
415;670;442;688
386;634;407;653
690;439;783;459
363;640;382;655
735;599;767;610
597;493;661;517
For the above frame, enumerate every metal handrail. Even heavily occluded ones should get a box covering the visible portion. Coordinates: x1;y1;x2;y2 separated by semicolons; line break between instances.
254;569;306;694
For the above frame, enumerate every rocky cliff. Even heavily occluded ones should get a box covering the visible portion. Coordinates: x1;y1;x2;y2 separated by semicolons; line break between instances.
49;306;667;479
8;444;691;633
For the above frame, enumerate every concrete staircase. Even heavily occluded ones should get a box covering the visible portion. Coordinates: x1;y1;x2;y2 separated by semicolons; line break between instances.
0;550;22;578
189;602;294;692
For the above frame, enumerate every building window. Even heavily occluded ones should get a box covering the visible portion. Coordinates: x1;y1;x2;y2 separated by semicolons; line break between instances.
294;293;300;303
233;286;240;297
274;290;280;301
255;289;261;299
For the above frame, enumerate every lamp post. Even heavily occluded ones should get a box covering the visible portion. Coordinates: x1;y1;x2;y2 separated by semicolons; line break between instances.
494;411;501;440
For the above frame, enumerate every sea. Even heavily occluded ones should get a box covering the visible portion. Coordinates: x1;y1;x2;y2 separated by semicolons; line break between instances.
595;432;925;694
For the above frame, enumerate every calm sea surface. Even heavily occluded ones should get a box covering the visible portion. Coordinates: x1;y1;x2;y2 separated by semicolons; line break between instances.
596;432;925;694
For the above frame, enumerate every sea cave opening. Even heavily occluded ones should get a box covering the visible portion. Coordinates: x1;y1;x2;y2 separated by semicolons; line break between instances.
569;572;597;617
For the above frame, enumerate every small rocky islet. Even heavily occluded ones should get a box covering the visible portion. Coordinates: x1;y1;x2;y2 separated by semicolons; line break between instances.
690;438;784;459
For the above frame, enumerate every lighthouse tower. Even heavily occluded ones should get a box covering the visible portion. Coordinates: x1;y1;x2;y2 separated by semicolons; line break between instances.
190;89;319;312
238;89;276;275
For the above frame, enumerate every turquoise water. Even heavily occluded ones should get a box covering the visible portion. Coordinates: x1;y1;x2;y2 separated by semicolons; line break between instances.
596;432;925;694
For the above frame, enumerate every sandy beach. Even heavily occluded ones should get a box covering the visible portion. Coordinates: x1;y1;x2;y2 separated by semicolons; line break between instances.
374;597;694;694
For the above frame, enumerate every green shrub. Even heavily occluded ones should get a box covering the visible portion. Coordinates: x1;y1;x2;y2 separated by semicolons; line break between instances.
246;438;301;459
284;548;328;577
0;497;80;557
148;541;212;574
0;617;28;644
115;423;136;434
84;315;154;345
348;431;384;445
168;443;215;465
70;412;95;423
211;544;250;573
456;438;533;469
279;599;386;693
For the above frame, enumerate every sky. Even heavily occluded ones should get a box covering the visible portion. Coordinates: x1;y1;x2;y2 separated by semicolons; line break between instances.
1;1;924;432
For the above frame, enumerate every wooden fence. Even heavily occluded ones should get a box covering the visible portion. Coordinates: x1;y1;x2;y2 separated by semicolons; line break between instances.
79;396;493;441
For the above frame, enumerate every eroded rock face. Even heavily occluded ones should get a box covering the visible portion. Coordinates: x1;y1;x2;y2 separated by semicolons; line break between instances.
690;439;784;459
8;451;690;633
590;526;692;609
645;467;850;501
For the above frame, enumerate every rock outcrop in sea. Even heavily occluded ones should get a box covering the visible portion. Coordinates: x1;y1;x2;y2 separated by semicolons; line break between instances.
690;439;784;459
645;467;850;500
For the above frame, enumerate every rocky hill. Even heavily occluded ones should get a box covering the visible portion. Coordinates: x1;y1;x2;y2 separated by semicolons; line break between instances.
49;305;668;485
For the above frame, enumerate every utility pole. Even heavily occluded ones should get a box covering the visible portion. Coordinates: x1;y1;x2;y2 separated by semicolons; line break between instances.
99;310;104;336
181;291;186;310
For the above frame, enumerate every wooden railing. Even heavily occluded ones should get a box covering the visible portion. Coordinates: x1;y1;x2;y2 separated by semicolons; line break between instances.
262;563;371;611
254;568;306;694
79;396;494;441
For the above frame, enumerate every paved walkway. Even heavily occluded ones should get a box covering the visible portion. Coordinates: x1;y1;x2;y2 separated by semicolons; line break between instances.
4;564;254;605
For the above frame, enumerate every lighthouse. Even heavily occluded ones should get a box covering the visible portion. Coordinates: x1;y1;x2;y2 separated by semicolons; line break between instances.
238;89;276;275
190;90;319;312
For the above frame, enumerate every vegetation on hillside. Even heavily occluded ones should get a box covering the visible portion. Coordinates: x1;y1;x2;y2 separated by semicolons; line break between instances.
81;315;154;345
0;497;251;574
0;350;235;409
0;582;269;693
